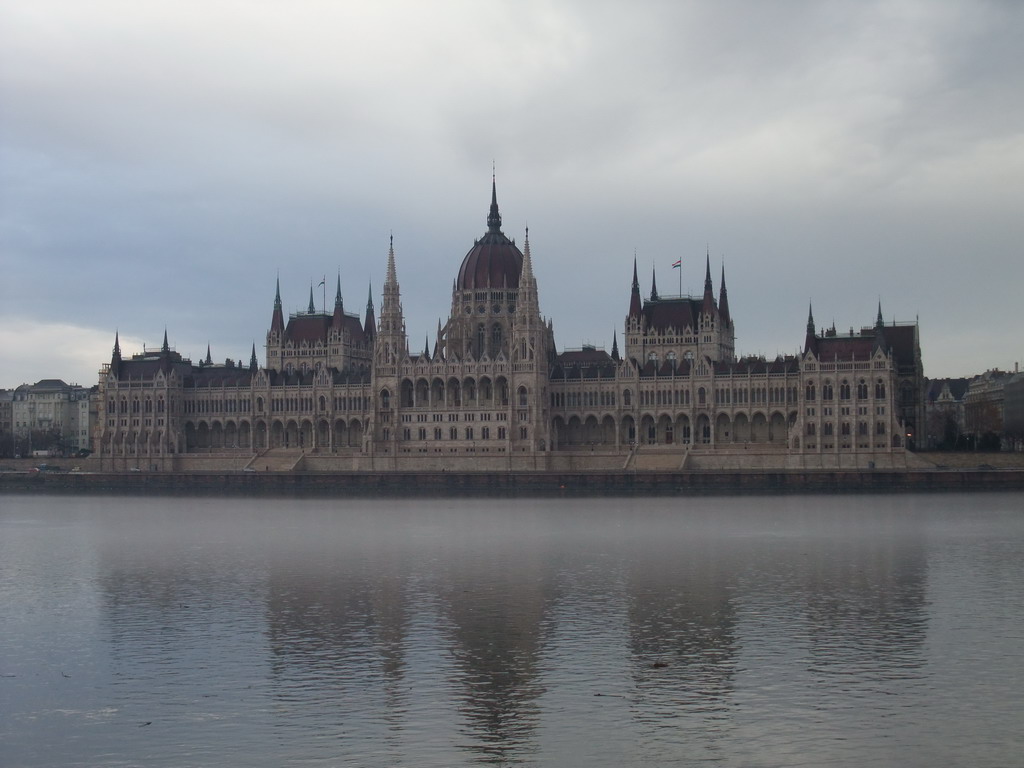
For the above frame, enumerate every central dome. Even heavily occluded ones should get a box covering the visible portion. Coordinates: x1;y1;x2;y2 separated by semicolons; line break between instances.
455;180;523;291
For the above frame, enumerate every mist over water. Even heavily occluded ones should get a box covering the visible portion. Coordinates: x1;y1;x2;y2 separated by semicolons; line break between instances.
2;493;1022;767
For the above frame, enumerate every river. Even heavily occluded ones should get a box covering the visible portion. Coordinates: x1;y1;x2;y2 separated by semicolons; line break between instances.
2;492;1022;767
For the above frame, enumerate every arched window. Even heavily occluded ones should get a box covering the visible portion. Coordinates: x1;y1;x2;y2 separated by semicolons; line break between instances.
492;324;503;356
518;386;528;407
807;423;816;436
839;381;851;400
476;324;486;357
698;387;706;405
822;382;834;401
875;379;886;399
857;379;868;399
380;389;391;410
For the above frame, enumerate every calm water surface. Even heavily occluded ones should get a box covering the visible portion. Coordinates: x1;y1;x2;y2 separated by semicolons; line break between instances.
2;492;1022;767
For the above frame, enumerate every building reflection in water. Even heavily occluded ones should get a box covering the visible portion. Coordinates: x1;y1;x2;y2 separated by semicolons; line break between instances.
88;498;934;766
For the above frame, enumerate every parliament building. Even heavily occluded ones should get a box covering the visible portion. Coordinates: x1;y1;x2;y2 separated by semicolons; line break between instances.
95;181;925;471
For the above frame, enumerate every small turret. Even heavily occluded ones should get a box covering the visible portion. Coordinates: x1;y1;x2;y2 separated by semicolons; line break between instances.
804;302;817;354
363;283;376;338
628;257;642;318
249;343;258;372
332;274;345;329
611;330;620;361
650;266;659;301
271;277;285;334
718;264;730;327
701;251;715;317
307;284;316;314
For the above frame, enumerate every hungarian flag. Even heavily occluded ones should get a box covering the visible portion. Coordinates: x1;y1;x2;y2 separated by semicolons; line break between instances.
671;259;681;269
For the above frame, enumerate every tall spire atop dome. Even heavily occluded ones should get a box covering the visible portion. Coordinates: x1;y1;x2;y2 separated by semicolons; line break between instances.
486;169;502;233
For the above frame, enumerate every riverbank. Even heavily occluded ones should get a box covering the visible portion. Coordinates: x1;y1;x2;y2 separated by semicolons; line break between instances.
2;466;1023;496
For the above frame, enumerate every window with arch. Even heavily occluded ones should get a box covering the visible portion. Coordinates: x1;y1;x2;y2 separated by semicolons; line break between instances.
380;389;391;410
839;381;851;400
857;379;868;399
822;382;834;401
623;389;632;406
476;324;486;357
875;379;886;399
517;386;528;407
491;324;503;356
698;387;706;405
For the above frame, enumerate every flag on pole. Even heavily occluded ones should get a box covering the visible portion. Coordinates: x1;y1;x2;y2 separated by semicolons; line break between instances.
318;278;326;287
671;259;681;269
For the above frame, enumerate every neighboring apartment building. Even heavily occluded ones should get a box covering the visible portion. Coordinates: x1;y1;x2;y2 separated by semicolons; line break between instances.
94;181;923;471
11;379;94;455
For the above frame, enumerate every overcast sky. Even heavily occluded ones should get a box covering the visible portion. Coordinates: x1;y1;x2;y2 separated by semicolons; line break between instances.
2;0;1021;389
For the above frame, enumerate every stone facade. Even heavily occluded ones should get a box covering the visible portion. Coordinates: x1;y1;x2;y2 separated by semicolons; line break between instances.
94;182;923;471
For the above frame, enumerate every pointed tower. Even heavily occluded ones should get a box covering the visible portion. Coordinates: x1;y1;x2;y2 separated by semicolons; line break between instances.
374;235;405;365
611;330;620;361
650;266;659;301
205;344;213;366
110;331;122;372
307;284;316;314
701;251;715;317
363;283;376;339
249;343;258;372
271;277;285;335
804;302;817;354
718;264;731;328
331;274;345;330
628;257;642;319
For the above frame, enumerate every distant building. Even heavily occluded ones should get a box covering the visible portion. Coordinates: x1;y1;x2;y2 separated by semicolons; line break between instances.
1001;369;1024;452
10;379;94;455
964;369;1012;449
925;377;971;449
95;181;923;471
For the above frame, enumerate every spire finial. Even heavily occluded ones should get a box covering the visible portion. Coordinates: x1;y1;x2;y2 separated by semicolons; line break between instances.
161;328;169;354
335;273;343;309
487;168;502;233
274;274;282;309
650;265;659;301
307;283;315;314
250;342;258;371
